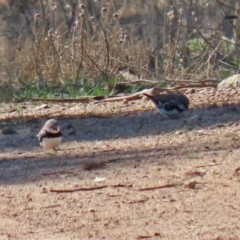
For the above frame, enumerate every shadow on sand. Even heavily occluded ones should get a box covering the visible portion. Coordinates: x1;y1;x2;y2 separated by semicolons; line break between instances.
0;103;240;184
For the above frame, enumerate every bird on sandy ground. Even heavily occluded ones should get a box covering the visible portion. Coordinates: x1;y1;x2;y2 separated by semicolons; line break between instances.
37;119;62;151
143;92;190;118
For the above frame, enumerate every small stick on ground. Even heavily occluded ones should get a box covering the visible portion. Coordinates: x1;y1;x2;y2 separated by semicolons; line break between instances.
137;183;182;191
40;204;60;209
50;185;108;193
110;184;133;188
32;96;105;102
50;184;132;193
42;170;78;176
195;163;222;168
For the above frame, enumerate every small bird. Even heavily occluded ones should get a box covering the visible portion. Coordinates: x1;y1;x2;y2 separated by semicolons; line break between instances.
37;119;62;151
143;92;190;117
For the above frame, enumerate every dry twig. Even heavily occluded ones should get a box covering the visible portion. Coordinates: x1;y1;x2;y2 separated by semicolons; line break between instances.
137;183;182;191
42;170;77;176
195;163;222;168
50;185;108;193
50;184;132;193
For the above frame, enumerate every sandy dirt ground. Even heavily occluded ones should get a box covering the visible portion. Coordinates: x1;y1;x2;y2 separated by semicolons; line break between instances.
1;87;240;240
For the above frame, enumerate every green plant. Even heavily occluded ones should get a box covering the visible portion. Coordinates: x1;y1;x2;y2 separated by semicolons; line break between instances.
186;152;198;159
188;38;207;55
212;170;219;176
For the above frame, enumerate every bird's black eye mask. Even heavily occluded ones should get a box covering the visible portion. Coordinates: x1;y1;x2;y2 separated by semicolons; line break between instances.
51;123;58;130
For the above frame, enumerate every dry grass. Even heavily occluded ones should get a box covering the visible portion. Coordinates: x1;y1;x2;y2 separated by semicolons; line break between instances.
0;1;240;101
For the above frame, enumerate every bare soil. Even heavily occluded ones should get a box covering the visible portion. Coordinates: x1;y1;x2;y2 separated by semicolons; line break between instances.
1;87;240;240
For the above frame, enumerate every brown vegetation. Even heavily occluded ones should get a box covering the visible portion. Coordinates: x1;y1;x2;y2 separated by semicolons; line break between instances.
0;1;240;101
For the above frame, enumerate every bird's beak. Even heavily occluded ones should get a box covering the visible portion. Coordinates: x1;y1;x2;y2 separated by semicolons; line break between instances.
51;124;59;131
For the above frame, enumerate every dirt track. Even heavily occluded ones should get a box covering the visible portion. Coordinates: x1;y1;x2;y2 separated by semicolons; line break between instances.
1;87;240;239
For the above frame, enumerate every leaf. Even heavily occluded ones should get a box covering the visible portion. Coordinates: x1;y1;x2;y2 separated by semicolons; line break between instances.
94;177;106;182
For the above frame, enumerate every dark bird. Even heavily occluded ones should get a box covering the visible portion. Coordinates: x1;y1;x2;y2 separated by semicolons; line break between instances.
37;119;62;151
144;92;190;117
225;15;238;20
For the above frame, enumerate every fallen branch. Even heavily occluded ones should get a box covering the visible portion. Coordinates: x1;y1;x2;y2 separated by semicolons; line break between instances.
168;83;217;89
166;78;220;83
32;96;105;102
97;84;216;103
31;84;215;104
97;87;173;102
118;79;158;85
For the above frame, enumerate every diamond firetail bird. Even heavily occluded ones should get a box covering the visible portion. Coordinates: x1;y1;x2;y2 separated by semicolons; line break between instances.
143;93;190;117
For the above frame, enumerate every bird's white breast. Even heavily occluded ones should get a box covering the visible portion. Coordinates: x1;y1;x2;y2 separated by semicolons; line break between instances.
40;137;62;150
